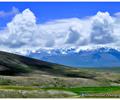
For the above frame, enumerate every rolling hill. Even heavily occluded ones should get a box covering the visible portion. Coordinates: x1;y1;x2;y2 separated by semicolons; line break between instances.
0;51;120;87
0;51;98;79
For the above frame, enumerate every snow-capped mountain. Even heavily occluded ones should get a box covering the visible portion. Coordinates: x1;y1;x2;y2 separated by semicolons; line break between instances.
28;47;120;68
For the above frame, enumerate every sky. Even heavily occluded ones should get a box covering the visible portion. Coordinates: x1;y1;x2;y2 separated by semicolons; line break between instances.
1;2;120;55
1;2;120;27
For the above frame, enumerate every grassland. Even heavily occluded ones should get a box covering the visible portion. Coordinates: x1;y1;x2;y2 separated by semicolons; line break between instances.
0;51;120;98
0;73;120;98
0;85;120;98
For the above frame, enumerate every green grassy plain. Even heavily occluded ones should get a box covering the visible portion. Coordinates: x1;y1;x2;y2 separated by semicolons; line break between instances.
0;85;120;98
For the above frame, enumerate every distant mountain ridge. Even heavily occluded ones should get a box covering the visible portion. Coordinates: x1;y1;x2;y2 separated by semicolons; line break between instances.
28;47;120;68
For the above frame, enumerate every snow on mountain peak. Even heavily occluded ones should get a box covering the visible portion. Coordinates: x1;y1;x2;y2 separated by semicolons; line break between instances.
25;45;120;56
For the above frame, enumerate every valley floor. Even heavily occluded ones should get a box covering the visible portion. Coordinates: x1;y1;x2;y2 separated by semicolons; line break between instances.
0;73;120;98
0;85;120;98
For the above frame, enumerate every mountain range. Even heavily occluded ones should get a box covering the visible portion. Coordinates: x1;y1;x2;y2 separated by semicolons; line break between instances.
28;47;120;68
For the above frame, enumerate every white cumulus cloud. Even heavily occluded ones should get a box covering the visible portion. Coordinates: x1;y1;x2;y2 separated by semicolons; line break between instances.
0;8;120;55
90;11;114;44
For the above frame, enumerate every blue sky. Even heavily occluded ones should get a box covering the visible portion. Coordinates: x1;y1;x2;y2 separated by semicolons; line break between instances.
0;2;120;27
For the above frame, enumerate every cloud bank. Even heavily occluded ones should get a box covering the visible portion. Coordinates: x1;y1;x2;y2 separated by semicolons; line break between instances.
0;8;120;55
